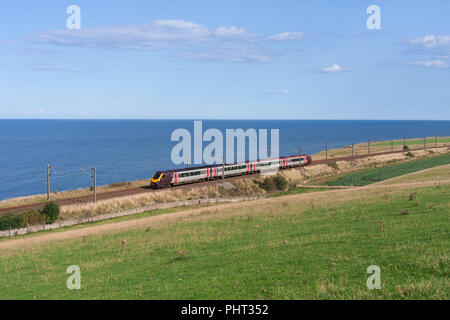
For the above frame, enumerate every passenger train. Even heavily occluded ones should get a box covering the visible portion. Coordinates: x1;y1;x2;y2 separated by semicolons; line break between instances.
150;154;312;188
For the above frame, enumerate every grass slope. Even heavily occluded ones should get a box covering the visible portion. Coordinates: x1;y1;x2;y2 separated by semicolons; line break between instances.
372;137;450;147
326;153;450;186
379;164;450;185
0;184;448;300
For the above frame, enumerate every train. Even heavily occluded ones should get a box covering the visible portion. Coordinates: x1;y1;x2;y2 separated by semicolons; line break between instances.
150;154;312;188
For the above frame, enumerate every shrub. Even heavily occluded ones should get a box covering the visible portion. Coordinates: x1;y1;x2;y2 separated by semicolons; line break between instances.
22;209;45;225
0;214;25;231
327;162;339;170
273;175;288;191
405;152;414;158
259;177;275;192
41;201;60;224
403;145;409;151
258;175;288;192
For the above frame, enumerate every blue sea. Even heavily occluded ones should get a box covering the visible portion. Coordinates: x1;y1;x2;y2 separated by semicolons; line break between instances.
0;120;449;201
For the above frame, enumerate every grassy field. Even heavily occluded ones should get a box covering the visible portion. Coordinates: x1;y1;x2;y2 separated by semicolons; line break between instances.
379;164;450;185
312;136;449;160
372;137;450;147
326;153;450;186
0;182;448;299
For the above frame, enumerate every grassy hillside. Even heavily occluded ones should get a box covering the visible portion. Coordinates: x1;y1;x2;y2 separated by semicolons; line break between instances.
378;164;450;185
0;182;448;300
326;153;450;186
372;137;450;147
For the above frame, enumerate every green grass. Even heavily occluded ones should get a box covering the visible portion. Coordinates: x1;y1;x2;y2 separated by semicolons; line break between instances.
380;164;450;185
0;204;213;243
273;187;337;197
326;153;450;186
372;137;450;147
0;184;448;299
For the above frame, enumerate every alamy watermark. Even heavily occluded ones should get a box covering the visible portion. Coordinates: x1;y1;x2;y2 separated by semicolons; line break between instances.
66;5;81;30
366;265;381;289
67;265;81;290
366;5;381;30
171;121;279;166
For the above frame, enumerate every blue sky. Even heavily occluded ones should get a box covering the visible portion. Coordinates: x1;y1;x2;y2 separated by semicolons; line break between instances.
0;0;449;120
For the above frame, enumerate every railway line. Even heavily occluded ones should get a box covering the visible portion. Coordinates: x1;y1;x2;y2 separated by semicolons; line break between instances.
0;146;446;216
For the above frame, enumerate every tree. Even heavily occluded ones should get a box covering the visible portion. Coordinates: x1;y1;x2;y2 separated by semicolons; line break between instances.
42;201;60;224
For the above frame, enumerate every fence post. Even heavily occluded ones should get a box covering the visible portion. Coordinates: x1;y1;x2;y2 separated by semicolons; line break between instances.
435;136;437;149
325;142;328;162
424;138;426;149
368;139;371;155
351;143;354;164
391;140;394;152
299;147;303;173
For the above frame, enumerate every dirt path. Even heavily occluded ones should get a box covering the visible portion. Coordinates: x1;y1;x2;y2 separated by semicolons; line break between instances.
1;178;448;250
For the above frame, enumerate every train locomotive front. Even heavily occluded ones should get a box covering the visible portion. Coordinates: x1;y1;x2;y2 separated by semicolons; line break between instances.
150;171;173;188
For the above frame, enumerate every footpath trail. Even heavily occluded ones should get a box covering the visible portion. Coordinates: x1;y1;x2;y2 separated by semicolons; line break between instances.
1;178;448;250
1;146;446;216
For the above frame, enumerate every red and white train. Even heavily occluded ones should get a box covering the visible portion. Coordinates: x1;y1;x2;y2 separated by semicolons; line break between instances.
150;154;312;188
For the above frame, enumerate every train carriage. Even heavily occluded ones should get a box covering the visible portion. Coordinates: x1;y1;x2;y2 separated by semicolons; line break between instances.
150;154;312;188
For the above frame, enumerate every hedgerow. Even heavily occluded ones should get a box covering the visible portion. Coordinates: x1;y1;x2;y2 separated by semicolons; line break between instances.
0;202;60;231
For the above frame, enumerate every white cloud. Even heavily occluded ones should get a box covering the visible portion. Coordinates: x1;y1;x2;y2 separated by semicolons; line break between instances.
409;35;450;49
408;60;449;68
321;64;349;73
269;32;303;41
406;35;450;70
31;20;211;49
215;26;252;38
29;20;272;63
259;89;291;95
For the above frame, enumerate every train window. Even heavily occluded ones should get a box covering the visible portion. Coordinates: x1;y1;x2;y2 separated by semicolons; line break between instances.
152;171;163;179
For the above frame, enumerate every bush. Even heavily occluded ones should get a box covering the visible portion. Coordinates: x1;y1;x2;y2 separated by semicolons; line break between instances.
258;175;288;192
273;175;288;191
22;209;45;225
403;145;409;151
405;152;414;158
259;177;275;192
41;201;60;224
327;162;339;170
0;214;25;231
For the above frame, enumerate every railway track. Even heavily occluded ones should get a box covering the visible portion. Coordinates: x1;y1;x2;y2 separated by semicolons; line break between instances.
0;146;446;216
